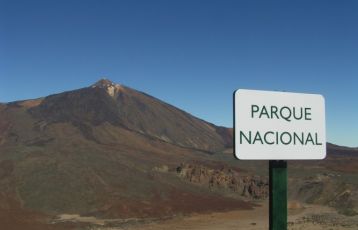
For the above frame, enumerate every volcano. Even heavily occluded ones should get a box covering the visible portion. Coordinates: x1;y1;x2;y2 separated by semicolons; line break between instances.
0;79;251;229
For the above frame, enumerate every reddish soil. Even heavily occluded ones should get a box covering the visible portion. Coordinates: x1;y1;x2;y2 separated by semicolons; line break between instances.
0;194;85;230
99;189;254;219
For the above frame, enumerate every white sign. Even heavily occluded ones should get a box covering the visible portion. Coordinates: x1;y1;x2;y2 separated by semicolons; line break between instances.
234;89;326;160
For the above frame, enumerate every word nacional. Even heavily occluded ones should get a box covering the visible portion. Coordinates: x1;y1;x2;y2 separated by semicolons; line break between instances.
239;105;322;146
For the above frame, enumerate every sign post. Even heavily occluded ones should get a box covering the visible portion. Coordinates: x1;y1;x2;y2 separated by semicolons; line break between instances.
269;160;287;230
234;89;326;230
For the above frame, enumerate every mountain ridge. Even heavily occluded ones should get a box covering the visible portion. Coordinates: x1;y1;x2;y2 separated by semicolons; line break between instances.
2;79;354;149
25;79;232;152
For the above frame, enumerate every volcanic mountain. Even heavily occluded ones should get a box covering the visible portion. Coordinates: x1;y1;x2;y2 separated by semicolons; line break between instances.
0;79;357;229
28;79;232;152
0;79;247;229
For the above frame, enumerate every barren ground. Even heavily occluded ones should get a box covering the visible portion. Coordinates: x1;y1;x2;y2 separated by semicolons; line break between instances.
52;201;358;230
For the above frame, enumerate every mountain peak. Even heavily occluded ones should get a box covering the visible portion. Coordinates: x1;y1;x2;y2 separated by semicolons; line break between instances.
92;78;116;88
91;78;124;97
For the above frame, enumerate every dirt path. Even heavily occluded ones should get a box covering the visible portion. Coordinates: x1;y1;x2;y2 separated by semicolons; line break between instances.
123;202;269;230
119;202;357;230
55;202;358;230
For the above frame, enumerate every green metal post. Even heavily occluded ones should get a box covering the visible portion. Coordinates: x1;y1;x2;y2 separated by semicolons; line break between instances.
269;160;287;230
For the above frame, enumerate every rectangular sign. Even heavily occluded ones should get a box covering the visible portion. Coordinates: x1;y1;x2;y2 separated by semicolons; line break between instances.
234;89;326;160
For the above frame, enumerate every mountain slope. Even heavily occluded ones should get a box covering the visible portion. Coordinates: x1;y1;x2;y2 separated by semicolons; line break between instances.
28;79;231;152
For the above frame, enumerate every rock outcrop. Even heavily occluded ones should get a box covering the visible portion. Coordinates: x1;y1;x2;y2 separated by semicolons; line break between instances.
176;163;268;199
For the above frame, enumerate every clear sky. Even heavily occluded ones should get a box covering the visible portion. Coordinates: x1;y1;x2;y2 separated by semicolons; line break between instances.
1;0;357;147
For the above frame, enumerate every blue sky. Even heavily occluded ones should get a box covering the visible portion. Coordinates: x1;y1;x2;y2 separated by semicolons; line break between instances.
1;0;357;147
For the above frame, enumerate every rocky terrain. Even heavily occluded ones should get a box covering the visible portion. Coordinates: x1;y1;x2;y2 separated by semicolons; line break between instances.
175;163;268;199
0;79;357;229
